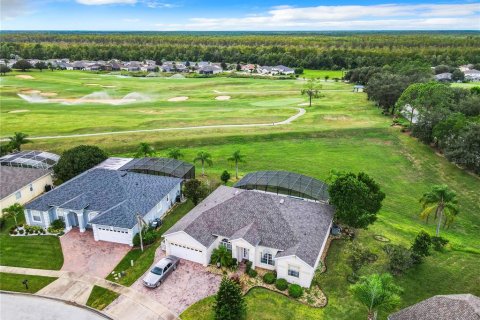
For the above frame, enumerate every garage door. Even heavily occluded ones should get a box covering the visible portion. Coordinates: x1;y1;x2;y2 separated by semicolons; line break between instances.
95;226;132;245
169;242;204;264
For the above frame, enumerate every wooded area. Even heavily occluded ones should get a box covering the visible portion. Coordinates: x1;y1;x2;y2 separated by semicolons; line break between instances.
1;31;479;69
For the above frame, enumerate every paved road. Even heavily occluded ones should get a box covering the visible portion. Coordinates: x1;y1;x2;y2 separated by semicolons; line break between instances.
0;292;108;320
0;107;305;141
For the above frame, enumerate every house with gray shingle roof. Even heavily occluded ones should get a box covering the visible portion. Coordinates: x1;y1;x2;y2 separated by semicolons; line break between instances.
388;294;480;320
24;168;182;245
163;185;333;287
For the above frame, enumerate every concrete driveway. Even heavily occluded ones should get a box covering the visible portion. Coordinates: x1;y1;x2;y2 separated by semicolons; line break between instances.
60;229;131;278
132;248;221;314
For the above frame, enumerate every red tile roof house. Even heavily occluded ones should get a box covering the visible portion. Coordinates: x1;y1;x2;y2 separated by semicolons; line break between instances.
163;186;333;288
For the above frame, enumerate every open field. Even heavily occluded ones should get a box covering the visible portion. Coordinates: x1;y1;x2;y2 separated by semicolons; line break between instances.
302;69;344;79
1;71;479;319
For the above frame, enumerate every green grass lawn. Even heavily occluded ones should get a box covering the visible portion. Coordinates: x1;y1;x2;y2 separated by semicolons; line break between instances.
0;272;57;293
106;200;194;286
0;215;64;270
302;69;344;79
2;71;479;319
86;285;120;310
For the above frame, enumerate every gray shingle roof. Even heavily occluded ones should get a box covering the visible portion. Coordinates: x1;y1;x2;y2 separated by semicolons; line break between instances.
388;294;480;320
0;166;51;199
165;186;333;267
25;168;181;228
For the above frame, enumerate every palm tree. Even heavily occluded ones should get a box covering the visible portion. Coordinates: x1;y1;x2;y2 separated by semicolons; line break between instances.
210;246;232;267
9;132;31;151
167;147;184;160
301;79;322;107
2;203;24;226
135;142;155;158
194;151;213;176
419;184;459;236
350;273;402;320
228;150;246;180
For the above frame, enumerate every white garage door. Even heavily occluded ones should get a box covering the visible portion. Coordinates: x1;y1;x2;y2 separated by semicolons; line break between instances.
95;226;132;245
169;242;204;264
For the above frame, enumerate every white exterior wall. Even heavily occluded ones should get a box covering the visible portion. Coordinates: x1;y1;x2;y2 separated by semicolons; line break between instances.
255;245;279;271
143;182;181;224
164;231;208;265
275;256;315;288
1;173;53;212
92;224;133;245
230;238;256;268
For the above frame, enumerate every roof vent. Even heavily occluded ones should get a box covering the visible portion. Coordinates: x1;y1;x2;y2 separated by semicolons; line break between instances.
279;198;285;204
121;172;127;177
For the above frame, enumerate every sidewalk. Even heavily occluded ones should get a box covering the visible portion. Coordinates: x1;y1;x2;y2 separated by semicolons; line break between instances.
0;266;178;320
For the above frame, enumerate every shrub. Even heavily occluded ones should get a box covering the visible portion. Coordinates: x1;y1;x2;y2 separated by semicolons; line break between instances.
245;261;252;273
383;244;414;275
58;231;64;236
288;284;303;298
275;278;288;291
133;229;157;246
19;229;24;235
431;236;449;251
231;258;238;267
13;231;18;235
0;217;6;230
51;219;66;230
263;272;276;284
247;269;257;278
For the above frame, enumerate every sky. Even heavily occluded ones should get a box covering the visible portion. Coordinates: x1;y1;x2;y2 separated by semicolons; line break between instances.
0;0;479;31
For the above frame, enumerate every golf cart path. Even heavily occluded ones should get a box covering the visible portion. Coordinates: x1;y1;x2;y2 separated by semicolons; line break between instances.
2;107;305;141
0;265;179;320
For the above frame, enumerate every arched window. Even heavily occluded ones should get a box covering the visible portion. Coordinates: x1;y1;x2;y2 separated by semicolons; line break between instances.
261;250;274;266
220;238;232;251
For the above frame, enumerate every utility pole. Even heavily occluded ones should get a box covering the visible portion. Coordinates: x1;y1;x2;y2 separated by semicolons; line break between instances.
136;213;144;252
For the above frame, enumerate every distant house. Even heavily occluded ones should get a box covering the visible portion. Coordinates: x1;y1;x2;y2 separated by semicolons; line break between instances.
198;65;222;75
72;61;86;70
163;185;333;288
435;72;452;82
24;168;182;246
464;69;480;81
241;64;256;72
1;166;53;211
273;65;294;75
126;61;141;72
388;294;480;320
258;66;274;75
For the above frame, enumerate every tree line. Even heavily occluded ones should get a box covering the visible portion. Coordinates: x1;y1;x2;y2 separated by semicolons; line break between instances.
1;31;479;69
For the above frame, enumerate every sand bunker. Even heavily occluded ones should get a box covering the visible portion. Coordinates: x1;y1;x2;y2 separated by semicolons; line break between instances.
168;96;189;102
21;89;41;94
9;109;30;113
215;96;231;101
15;75;34;80
17;91;151;105
213;90;222;94
40;92;58;97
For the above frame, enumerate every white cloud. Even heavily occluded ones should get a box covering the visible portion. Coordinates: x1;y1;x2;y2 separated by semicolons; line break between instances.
144;1;178;8
76;0;137;5
1;0;28;21
162;3;480;30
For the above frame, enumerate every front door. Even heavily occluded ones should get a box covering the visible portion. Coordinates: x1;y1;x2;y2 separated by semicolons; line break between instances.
68;212;79;227
238;247;249;261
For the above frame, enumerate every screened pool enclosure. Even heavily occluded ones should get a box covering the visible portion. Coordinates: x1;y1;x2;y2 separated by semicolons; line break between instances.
234;171;329;202
118;157;195;179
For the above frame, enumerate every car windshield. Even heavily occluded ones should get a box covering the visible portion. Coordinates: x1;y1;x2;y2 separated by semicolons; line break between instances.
151;267;163;275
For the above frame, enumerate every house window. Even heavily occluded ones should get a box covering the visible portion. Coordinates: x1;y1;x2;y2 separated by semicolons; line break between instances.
15;191;22;200
288;265;300;278
220;238;232;251
29;184;34;192
32;212;42;222
261;251;274;266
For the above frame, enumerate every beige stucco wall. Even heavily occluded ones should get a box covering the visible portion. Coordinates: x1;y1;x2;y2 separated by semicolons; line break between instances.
0;173;53;212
